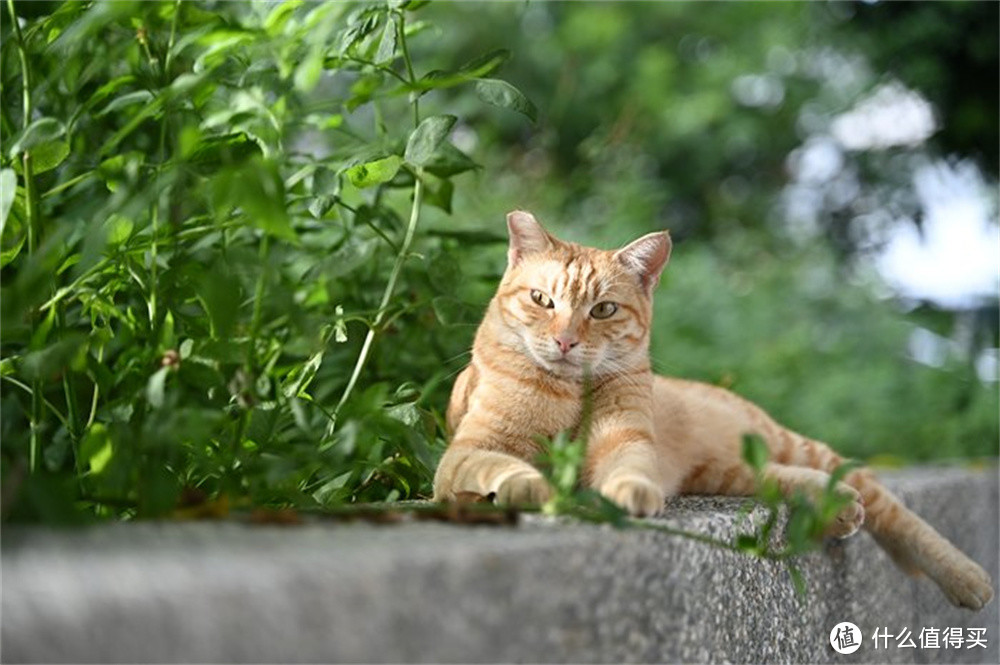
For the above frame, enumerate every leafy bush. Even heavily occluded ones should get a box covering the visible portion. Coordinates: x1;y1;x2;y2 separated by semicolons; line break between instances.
1;0;533;521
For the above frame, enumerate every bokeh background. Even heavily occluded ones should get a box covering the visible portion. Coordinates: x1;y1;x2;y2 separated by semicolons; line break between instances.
1;1;997;521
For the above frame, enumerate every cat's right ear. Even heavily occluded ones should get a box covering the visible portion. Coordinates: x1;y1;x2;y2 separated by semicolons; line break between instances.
506;210;554;266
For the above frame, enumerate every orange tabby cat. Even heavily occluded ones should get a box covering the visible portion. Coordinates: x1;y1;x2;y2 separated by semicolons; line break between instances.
433;210;994;610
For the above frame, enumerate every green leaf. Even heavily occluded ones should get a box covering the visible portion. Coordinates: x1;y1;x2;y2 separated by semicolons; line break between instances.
741;433;769;472
422;143;480;178
0;169;16;233
283;350;325;399
84;75;137;109
103;214;134;246
97;90;154;116
80;424;113;474
9;117;66;157
459;49;510;77
264;0;302;35
408;51;511;97
404;115;457;166
25;141;70;174
210;160;296;241
295;46;326;92
474;78;538;122
828;458;863;488
786;563;807;598
785;506;817;548
374;14;397;64
345;155;402;188
147;366;169;408
735;533;761;553
423;176;454;213
324;237;378;277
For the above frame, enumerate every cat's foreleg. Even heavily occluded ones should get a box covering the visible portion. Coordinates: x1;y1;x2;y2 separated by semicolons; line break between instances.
584;433;672;517
583;375;676;516
433;444;551;505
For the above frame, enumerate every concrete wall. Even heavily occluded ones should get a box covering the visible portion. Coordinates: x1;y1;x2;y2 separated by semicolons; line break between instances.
2;466;997;663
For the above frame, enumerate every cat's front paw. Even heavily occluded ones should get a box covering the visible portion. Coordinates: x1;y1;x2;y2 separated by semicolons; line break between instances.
491;468;551;506
600;473;665;517
825;483;865;539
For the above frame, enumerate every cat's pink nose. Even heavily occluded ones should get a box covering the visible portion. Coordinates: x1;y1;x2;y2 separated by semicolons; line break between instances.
554;336;579;355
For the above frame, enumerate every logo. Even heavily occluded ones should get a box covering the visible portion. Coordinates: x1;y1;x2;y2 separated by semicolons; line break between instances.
831;621;862;655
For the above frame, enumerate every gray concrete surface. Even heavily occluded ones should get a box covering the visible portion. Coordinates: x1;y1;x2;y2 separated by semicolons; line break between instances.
1;466;997;664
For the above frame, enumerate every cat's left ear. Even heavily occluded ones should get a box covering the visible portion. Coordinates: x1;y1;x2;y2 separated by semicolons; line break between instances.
614;231;672;293
506;210;556;266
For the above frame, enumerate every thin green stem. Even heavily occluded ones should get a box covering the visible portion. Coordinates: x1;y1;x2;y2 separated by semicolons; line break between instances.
164;0;182;80
42;171;96;199
6;0;31;131
333;177;424;420
8;0;44;473
1;375;70;430
149;194;160;325
248;235;271;368
395;10;419;128
5;0;38;251
86;344;104;428
148;0;181;328
231;231;270;479
330;14;425;423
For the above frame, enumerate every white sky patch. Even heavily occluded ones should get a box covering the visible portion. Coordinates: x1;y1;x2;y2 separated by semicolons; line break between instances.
832;82;936;150
876;160;999;309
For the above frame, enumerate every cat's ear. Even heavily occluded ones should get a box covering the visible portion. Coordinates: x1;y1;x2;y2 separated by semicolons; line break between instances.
614;231;672;292
506;210;555;266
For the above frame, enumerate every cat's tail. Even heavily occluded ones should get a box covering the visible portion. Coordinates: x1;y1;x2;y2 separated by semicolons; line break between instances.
845;467;994;610
778;434;994;610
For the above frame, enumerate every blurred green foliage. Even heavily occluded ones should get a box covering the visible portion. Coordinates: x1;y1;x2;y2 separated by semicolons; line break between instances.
1;1;996;523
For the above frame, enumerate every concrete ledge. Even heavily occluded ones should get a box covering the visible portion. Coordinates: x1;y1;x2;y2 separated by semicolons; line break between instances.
2;467;998;663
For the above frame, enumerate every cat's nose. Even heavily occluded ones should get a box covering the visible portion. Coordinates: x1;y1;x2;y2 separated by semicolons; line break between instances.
554;336;579;355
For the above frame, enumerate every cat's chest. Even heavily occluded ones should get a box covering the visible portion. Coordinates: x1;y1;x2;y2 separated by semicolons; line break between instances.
470;368;582;437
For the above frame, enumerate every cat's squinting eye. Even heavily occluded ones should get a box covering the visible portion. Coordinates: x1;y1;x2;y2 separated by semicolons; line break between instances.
530;289;554;308
590;301;618;319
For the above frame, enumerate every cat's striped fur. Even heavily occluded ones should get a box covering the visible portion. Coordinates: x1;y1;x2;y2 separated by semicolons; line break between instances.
433;211;994;610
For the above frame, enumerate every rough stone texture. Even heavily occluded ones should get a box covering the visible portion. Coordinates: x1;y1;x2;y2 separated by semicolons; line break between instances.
2;466;997;664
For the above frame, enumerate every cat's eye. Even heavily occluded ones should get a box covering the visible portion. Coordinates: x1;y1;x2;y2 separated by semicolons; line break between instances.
590;301;618;319
530;289;554;308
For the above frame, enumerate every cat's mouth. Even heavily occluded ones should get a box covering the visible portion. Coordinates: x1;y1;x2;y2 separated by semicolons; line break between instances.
535;353;586;376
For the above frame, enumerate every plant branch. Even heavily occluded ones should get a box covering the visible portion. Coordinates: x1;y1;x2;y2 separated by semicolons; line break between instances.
395;10;419;128
7;0;45;473
333;176;424;420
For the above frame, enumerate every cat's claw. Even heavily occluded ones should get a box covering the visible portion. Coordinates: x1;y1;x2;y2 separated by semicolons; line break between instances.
600;474;665;517
491;468;551;506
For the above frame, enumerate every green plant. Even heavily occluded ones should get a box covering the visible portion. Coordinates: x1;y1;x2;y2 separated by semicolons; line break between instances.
0;0;535;522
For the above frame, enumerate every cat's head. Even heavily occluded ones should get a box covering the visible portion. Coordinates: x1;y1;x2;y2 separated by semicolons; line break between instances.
490;210;670;379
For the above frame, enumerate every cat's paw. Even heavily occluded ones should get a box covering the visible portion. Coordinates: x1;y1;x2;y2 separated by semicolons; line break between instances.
825;483;865;539
491;468;551;506
600;473;665;517
937;559;994;611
